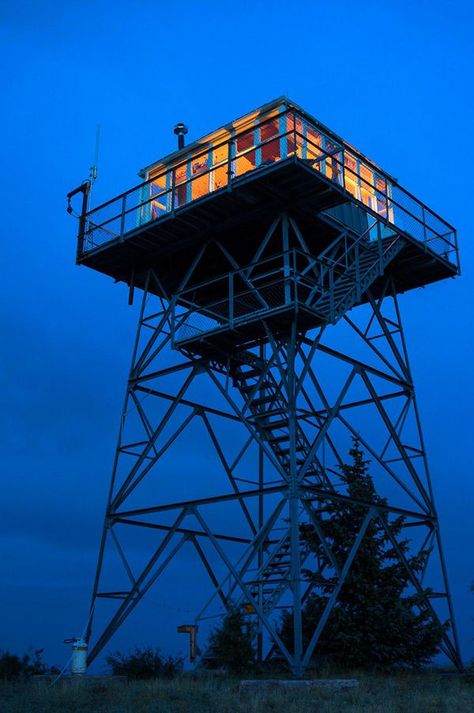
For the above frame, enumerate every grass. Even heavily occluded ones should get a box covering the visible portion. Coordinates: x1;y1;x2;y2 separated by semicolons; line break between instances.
0;671;473;713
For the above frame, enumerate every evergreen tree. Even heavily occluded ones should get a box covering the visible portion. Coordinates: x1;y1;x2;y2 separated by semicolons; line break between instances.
206;608;255;674
281;439;446;669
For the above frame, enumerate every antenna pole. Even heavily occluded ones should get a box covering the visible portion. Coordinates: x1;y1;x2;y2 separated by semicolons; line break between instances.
90;124;101;184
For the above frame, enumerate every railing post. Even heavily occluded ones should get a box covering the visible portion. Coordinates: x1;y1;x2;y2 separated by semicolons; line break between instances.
120;195;127;241
293;112;297;158
171;170;176;215
229;272;234;329
282;213;291;305
291;249;297;307
186;155;192;205
454;232;460;272
378;227;384;274
69;180;91;260
422;205;427;247
355;244;361;301
227;138;234;190
329;268;335;323
170;297;176;347
77;216;86;259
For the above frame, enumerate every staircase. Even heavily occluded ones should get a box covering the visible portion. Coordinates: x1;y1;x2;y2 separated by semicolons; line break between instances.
307;223;405;325
229;352;329;612
179;223;406;613
244;532;302;614
232;355;327;487
226;225;405;612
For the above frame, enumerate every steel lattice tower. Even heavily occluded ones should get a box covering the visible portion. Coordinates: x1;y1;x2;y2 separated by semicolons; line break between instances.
69;99;462;676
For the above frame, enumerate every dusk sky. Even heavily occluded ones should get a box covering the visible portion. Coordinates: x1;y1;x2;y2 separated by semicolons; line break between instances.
1;0;473;670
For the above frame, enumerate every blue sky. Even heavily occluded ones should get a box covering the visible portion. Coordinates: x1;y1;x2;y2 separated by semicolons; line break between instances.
1;0;473;669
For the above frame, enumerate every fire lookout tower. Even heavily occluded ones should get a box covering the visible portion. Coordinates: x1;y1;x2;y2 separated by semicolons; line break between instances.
70;99;461;675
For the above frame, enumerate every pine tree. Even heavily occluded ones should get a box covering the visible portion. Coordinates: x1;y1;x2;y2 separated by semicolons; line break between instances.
281;439;446;669
206;608;255;674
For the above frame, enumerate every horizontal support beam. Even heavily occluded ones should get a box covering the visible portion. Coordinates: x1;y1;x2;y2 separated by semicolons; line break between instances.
311;389;407;416
114;485;286;518
114;483;432;523
134;385;240;421
302;485;434;521
302;338;411;388
400;519;433;528
113;517;254;544
130;360;201;384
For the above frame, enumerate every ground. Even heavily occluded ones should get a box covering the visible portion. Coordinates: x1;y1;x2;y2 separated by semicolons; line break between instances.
0;672;473;713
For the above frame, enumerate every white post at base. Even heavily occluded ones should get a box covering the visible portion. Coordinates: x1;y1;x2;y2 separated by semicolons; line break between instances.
71;639;88;675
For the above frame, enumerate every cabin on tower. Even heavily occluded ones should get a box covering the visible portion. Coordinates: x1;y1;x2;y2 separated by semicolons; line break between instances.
74;98;459;353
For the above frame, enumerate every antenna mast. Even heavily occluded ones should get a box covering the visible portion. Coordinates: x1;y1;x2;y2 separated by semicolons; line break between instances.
90;124;101;184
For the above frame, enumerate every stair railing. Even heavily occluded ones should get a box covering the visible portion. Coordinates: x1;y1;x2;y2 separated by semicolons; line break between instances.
330;230;404;322
305;217;403;321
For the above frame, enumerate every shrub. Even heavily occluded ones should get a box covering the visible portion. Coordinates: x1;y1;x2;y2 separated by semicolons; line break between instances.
106;647;183;680
0;652;25;681
0;649;59;680
206;609;255;674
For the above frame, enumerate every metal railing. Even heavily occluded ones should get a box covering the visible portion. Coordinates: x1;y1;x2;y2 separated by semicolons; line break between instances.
171;234;401;344
171;250;315;344
310;217;403;321
78;108;459;271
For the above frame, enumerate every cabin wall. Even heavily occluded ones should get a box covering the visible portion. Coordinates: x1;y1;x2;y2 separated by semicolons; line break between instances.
138;104;394;230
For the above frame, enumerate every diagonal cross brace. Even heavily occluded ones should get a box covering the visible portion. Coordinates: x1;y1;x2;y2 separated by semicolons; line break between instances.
301;508;374;668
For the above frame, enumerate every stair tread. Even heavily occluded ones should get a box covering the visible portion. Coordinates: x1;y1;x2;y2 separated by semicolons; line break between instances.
259;419;289;429
238;368;261;377
240;381;272;392
268;433;290;443
253;408;287;419
251;394;281;406
275;444;306;455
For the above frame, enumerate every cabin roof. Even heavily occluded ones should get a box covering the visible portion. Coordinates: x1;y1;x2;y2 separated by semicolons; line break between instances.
138;97;396;183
